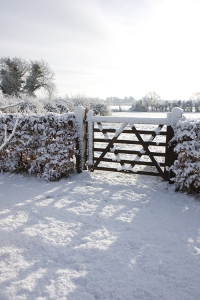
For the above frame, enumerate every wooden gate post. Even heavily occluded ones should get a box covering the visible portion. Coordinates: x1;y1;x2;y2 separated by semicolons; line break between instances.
168;107;183;182
164;125;175;181
86;110;94;170
74;106;87;173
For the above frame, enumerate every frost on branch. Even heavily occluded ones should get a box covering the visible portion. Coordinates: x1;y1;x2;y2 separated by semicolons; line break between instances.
171;117;200;194
0;100;23;151
0;113;77;181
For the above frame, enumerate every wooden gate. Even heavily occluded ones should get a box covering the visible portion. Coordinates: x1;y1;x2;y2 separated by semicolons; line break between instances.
86;109;182;181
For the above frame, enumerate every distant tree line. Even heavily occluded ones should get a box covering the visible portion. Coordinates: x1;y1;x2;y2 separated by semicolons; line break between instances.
0;57;56;98
108;91;200;113
130;98;200;112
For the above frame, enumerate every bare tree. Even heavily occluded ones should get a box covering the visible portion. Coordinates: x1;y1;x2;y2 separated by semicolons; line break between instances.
144;91;161;111
45;82;57;99
0;57;28;97
190;92;200;112
23;60;55;97
0;57;56;98
190;92;200;101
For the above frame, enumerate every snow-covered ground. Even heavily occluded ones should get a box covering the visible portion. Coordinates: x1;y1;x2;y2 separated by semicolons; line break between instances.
111;106;132;111
1;110;200;299
0;170;200;300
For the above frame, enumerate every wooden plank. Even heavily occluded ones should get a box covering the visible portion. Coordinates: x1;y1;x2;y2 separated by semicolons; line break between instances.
93;147;166;156
93;139;166;146
92;135;118;169
95;166;161;176
131;125;164;177
93;157;165;166
94;127;163;169
90;115;170;125
90;121;169;179
137;130;166;135
94;128;167;135
92;122;128;169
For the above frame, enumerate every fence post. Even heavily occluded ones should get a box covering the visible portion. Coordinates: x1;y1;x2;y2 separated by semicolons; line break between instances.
87;110;94;170
74;106;87;173
164;125;175;181
170;107;183;128
168;107;183;182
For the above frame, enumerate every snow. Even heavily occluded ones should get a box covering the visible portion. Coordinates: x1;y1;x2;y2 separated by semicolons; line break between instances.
170;107;183;129
133;155;140;162
140;149;146;154
87;115;171;125
0;115;19;151
1;109;200;299
170;117;200;193
87;108;182;127
111;106;132;111
0;113;76;180
112;111;200;119
88;108;182;174
0;170;200;300
114;123;128;137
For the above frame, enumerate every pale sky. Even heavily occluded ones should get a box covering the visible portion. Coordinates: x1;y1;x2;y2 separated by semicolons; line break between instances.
1;0;200;100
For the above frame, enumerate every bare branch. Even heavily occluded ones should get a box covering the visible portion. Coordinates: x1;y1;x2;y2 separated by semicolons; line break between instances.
0;100;24;110
0;115;19;151
0;100;23;151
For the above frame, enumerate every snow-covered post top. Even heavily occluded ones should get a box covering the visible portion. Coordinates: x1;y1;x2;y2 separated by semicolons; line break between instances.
87;110;94;168
170;107;183;129
74;106;87;172
166;107;183;182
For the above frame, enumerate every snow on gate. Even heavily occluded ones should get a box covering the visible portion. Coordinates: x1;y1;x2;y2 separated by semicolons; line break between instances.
77;107;183;181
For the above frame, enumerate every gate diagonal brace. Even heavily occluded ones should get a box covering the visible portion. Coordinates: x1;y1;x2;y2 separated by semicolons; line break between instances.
131;125;164;177
92;122;128;170
112;148;142;170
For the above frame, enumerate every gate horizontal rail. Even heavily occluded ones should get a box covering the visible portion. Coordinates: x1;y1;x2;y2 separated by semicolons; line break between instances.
93;139;167;146
94;128;167;135
93;148;166;156
95;167;162;176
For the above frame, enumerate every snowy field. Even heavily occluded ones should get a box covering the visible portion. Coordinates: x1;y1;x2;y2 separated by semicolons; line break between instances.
0;111;200;300
111;106;132;111
112;111;200;119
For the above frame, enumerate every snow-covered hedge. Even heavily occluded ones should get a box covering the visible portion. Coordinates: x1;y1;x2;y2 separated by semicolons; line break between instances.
0;95;111;116
0;113;77;180
171;117;200;194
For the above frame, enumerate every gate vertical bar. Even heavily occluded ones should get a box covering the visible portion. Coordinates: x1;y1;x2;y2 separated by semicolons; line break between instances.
74;106;87;173
87;110;94;170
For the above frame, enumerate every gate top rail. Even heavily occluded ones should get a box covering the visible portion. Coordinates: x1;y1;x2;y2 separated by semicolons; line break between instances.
86;107;183;167
87;107;183;127
87;114;170;125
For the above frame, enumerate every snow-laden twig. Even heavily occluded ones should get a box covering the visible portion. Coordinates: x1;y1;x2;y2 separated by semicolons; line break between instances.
0;100;24;110
0;101;23;151
0;115;19;151
171;117;200;194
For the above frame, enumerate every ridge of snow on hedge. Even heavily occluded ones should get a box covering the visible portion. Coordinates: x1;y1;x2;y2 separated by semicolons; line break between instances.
0;113;77;180
171;117;200;194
